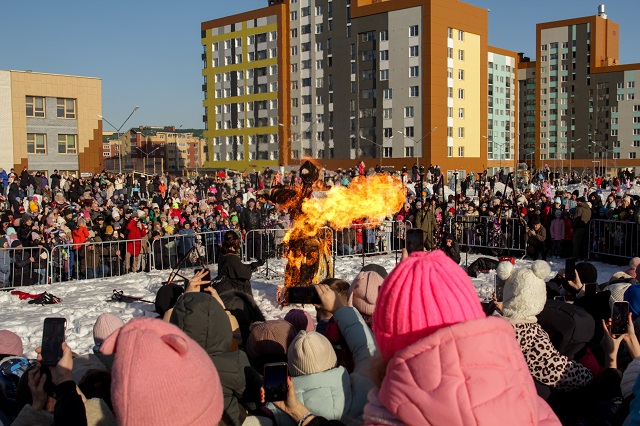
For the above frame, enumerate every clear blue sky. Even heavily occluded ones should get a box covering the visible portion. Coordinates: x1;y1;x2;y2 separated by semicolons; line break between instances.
1;0;639;130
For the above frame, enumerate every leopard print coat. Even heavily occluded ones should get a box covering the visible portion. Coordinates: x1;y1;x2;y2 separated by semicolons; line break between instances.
513;322;593;391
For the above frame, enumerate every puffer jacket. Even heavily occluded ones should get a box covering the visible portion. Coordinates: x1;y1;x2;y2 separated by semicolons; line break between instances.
364;316;560;425
572;201;592;229
170;292;262;426
269;307;378;425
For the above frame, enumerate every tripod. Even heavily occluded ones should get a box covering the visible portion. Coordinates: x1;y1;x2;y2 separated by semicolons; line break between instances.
165;242;208;286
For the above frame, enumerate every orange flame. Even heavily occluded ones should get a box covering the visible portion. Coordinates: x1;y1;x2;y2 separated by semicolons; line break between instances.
284;173;406;243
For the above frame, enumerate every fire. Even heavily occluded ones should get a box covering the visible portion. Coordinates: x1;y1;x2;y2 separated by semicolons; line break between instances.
284;173;406;243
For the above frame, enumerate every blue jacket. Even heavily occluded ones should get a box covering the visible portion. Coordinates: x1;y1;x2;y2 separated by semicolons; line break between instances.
269;307;378;425
0;170;8;189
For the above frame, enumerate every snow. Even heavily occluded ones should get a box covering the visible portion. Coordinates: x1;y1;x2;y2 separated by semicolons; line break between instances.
0;252;627;358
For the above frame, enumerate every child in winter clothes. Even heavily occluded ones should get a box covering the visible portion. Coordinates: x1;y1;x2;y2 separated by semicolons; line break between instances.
363;250;560;425
550;210;565;258
496;260;593;391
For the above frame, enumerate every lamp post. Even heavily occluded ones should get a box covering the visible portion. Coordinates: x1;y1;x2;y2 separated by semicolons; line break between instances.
397;126;437;168
98;106;140;174
360;135;393;168
133;145;161;175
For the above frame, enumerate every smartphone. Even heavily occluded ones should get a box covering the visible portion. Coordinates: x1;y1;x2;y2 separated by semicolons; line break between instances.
565;257;576;282
194;268;212;292
41;318;67;366
287;286;321;305
494;275;506;303
585;282;597;297
263;362;289;402
611;301;630;335
406;229;425;254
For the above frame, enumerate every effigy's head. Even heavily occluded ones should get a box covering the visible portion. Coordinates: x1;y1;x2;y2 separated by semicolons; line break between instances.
300;161;319;186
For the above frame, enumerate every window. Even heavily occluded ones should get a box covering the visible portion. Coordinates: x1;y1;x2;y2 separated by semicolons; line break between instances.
380;30;388;41
458;108;465;118
404;106;414;118
458;146;465;156
448;27;453;39
458;88;465;99
58;134;77;154
384;147;393;158
57;98;76;119
383;108;392;119
25;96;45;117
458;69;464;80
380;69;389;80
384;128;393;138
458;127;464;138
405;126;414;137
27;133;46;154
458;50;464;61
316;24;323;34
405;146;414;157
448;146;453;157
409;86;419;97
447;48;453;59
629;81;636;88
291;46;298;55
383;88;393;99
458;30;464;41
410;66;419;77
380;50;389;61
409;25;419;37
630;152;637;159
409;46;419;57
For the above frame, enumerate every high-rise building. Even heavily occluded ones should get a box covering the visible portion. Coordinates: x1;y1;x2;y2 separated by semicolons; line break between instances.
202;0;522;179
0;70;103;176
520;5;640;174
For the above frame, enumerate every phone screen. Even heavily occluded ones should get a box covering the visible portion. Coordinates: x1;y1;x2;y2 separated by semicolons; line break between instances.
287;286;321;305
565;257;576;282
611;302;629;335
495;275;506;303
406;229;424;254
585;283;597;297
553;296;566;302
264;362;289;402
41;318;66;366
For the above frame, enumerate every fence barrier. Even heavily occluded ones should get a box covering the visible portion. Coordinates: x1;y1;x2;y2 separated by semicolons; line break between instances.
0;246;50;289
446;215;527;256
588;219;639;261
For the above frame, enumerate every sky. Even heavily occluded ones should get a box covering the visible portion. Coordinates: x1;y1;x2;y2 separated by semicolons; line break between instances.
1;0;639;130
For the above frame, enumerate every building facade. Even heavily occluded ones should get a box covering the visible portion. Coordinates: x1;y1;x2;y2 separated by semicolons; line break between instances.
202;0;519;179
0;70;103;176
520;5;640;174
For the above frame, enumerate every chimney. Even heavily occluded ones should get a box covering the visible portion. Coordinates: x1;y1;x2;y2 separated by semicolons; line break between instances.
598;4;607;19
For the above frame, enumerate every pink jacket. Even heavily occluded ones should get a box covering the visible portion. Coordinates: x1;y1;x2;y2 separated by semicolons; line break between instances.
550;218;565;241
364;316;560;426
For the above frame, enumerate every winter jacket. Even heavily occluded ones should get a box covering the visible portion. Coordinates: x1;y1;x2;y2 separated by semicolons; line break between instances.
217;253;254;297
550;218;565;241
170;292;262;426
269;307;378;425
527;226;547;248
176;227;196;255
125;220;146;256
72;226;90;249
511;321;592;391
240;208;262;231
572;201;592;229
363;317;560;425
415;209;437;248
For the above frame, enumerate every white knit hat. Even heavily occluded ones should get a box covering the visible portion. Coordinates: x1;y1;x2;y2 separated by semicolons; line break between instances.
500;260;551;322
287;331;337;377
93;313;125;346
622;357;640;398
604;282;632;309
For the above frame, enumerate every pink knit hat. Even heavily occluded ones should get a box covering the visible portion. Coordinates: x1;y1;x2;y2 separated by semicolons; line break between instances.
284;309;315;334
0;330;23;357
101;318;223;426
93;313;125;346
624;257;640;278
373;250;485;361
347;271;384;318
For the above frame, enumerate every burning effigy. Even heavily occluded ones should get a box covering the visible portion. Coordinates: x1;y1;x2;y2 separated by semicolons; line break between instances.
261;161;405;301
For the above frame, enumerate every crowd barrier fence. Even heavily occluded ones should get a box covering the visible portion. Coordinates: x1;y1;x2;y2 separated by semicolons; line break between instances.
588;219;639;260
0;246;50;289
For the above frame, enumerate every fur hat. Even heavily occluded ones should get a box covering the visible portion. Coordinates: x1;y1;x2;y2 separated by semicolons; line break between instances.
0;330;23;357
100;318;223;426
347;271;384;319
246;320;296;361
93;313;125;346
605;282;633;309
287;331;337;377
499;260;551;322
373;250;485;361
283;309;315;334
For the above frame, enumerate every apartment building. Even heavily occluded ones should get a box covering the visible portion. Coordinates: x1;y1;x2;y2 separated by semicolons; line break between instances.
202;0;519;179
0;70;103;176
520;5;640;174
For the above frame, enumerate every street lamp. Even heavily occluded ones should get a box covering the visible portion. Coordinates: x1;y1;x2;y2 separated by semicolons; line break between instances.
397;126;437;168
98;106;140;174
359;135;393;168
133;145;162;174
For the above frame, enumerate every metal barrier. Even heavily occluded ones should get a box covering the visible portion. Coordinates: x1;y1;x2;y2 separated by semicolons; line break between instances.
446;215;527;255
152;230;225;271
332;220;408;267
0;246;50;289
49;238;152;283
243;226;288;263
588;219;639;260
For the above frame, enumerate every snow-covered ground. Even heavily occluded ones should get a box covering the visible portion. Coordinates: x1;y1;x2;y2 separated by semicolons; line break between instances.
0;252;627;358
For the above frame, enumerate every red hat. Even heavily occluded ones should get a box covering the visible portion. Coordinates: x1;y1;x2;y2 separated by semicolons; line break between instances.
521;208;528;215
101;318;223;425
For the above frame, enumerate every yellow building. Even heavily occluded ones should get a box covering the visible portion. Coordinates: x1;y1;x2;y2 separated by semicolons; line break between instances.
0;70;103;175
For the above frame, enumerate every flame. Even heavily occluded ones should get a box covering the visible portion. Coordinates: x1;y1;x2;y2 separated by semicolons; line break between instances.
284;173;406;243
